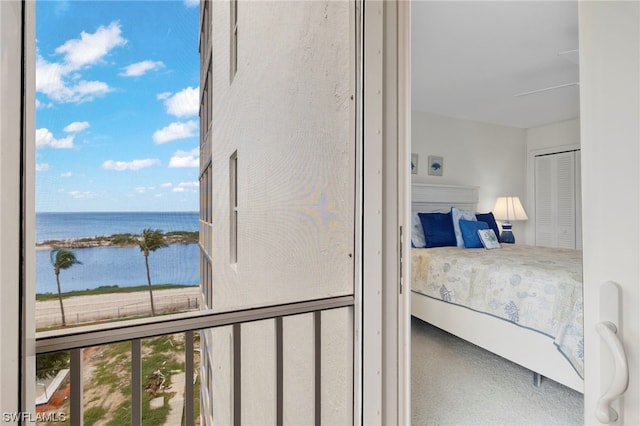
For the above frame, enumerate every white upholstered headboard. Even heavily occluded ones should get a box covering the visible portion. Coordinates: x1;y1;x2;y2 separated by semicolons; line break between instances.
411;184;479;213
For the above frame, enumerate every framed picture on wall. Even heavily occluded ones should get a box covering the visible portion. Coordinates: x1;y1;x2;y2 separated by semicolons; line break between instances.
411;153;418;174
428;155;443;176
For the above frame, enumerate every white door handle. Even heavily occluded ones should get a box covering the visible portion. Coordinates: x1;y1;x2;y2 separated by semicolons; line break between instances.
595;320;629;424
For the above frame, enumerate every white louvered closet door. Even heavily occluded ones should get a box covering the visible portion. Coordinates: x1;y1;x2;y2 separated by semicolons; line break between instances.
534;150;581;249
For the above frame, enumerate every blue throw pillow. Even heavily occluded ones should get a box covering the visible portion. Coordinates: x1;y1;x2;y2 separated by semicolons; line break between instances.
475;212;502;243
459;219;489;248
418;212;457;248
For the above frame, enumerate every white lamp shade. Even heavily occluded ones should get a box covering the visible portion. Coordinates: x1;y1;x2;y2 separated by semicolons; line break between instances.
493;197;528;221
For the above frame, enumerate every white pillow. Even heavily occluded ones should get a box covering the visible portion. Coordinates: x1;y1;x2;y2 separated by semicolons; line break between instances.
411;212;426;248
451;207;477;247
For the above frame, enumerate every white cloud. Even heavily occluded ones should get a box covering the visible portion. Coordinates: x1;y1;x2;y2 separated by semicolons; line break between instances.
135;186;156;194
71;80;111;101
168;148;199;168
153;120;198;144
60;171;73;178
68;190;96;199
173;181;199;192
37;55;113;103
102;158;161;171
55;22;127;70
160;86;199;118
64;121;90;133
36;128;75;149
161;182;173;188
36;57;67;97
35;99;53;109
184;0;199;8
120;60;165;77
36;163;50;172
36;22;127;104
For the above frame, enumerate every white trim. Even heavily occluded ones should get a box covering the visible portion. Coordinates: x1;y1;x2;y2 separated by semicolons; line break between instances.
352;0;364;423
0;2;21;413
362;0;384;422
0;0;35;415
579;2;640;423
362;1;411;423
411;183;479;213
24;0;37;413
529;143;581;158
397;1;411;423
382;2;400;423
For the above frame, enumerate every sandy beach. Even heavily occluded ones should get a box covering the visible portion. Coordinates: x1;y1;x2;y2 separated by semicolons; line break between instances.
36;287;201;328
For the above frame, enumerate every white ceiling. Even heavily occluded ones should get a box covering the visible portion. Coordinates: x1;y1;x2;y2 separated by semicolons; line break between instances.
411;1;579;129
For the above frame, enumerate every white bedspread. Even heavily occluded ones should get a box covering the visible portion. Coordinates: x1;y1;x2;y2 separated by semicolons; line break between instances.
411;244;584;378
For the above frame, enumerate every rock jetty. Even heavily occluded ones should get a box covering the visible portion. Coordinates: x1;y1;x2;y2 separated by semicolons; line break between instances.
36;231;199;250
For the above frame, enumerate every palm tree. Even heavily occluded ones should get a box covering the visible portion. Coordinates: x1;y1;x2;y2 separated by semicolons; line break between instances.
139;228;168;316
36;352;69;380
50;249;81;327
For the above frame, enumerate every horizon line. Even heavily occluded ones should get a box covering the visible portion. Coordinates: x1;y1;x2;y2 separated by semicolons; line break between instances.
36;210;199;214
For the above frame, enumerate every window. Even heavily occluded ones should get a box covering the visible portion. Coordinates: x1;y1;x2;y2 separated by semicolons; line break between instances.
8;1;405;424
34;1;201;329
230;151;238;264
230;0;238;82
31;2;204;421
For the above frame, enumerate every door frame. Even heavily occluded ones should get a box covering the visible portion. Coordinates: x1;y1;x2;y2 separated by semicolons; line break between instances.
0;0;36;416
362;0;411;424
396;1;640;424
2;0;415;422
579;2;640;424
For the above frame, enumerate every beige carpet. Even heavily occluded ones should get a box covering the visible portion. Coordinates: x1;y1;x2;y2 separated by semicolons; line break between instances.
411;317;583;425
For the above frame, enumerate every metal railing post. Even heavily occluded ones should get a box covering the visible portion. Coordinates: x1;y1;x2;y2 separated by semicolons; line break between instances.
184;330;195;426
131;339;142;426
70;348;83;426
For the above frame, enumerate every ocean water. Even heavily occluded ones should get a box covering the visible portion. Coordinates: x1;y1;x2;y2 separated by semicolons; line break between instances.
37;212;199;242
36;212;200;294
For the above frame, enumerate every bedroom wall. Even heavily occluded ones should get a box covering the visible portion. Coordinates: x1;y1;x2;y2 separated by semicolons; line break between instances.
525;118;580;152
411;110;528;241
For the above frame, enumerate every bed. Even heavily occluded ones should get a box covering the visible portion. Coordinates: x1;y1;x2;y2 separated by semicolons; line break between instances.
411;183;584;393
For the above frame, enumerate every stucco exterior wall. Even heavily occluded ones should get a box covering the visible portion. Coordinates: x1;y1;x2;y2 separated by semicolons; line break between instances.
210;1;355;311
203;2;356;422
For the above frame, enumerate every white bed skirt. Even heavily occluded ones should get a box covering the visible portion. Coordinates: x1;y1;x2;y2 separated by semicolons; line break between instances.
411;290;584;393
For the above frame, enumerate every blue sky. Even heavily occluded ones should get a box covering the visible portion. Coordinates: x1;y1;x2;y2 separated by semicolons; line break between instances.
35;0;200;212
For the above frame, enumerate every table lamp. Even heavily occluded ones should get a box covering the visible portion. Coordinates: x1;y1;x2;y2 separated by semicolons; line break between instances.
492;196;528;244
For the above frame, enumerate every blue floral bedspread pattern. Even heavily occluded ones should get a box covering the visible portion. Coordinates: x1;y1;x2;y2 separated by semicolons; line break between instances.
411;245;584;378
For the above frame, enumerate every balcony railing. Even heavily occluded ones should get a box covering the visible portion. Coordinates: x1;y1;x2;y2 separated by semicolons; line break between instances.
35;295;354;426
